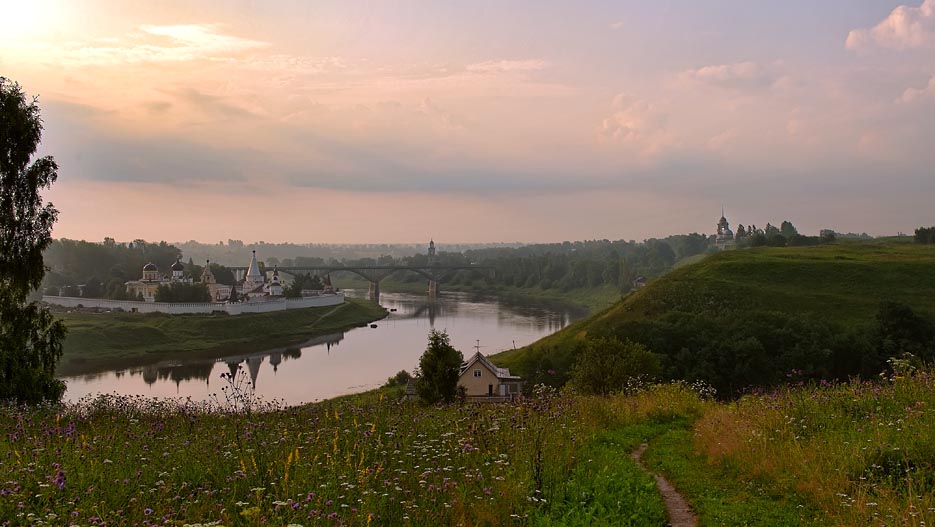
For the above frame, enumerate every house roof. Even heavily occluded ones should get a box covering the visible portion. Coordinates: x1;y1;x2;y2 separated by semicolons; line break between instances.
460;352;521;381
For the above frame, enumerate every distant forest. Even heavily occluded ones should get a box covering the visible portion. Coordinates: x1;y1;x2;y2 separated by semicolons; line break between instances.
42;220;851;301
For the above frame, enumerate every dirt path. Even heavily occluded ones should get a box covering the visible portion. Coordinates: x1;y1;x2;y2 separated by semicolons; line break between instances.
631;443;698;527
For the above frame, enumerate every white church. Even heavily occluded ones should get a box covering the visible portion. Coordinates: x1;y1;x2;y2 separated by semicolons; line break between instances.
129;250;285;303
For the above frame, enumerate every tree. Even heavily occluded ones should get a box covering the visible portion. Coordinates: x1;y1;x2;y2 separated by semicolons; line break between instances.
0;78;67;402
416;330;463;404
154;283;210;302
227;284;240;303
82;276;103;298
915;226;935;244
570;337;660;396
780;220;798;239
874;301;934;362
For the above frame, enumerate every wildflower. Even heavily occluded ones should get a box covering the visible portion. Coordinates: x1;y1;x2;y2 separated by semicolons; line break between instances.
53;470;66;489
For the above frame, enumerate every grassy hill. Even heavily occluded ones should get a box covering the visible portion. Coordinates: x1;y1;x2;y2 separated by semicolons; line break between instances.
495;243;935;392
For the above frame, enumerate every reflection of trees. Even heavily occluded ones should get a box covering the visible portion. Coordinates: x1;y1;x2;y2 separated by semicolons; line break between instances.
138;362;216;388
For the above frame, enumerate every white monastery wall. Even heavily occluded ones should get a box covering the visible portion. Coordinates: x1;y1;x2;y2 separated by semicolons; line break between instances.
42;293;345;315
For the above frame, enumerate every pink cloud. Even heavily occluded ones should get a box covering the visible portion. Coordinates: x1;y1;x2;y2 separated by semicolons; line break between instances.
465;59;547;74
899;74;935;102
846;0;935;51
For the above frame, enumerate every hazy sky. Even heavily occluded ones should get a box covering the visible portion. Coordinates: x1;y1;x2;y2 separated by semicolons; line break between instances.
2;0;933;243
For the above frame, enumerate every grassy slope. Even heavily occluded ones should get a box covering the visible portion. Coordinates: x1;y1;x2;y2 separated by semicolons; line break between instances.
57;298;387;376
494;242;935;372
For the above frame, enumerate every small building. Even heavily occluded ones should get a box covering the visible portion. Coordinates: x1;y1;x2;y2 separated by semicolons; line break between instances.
715;208;735;250
632;276;647;289
200;260;232;302
458;352;523;401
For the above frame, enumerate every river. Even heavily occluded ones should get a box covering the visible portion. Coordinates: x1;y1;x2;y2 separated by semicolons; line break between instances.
59;291;580;405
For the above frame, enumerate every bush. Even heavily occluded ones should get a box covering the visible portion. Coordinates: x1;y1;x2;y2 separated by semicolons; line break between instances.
570;337;661;395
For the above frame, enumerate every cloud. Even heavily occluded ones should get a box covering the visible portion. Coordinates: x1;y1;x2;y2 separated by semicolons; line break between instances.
899;74;935;102
678;61;780;90
846;0;935;51
418;98;467;130
244;55;347;75
610;21;624;31
598;94;670;154
465;59;547;73
45;24;269;66
159;87;258;120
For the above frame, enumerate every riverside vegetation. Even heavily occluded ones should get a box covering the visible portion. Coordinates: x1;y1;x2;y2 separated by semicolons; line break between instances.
55;298;387;376
4;370;935;526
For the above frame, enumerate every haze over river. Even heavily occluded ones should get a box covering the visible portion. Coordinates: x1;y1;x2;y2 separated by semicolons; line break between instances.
60;291;579;405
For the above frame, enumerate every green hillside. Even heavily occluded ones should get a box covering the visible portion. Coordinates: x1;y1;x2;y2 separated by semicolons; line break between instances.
496;243;935;393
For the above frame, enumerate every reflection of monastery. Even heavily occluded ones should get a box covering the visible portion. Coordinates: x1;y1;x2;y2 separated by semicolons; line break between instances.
135;332;345;390
127;250;287;303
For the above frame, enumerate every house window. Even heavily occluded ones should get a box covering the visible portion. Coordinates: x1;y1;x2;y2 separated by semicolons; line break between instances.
473;369;482;377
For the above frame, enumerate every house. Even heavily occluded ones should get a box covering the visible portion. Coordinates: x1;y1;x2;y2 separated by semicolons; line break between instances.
458;352;523;401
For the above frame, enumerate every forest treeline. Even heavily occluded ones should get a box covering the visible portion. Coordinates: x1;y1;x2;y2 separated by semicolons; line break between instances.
916;226;935;244
43;233;719;300
41;220;872;301
41;239;233;300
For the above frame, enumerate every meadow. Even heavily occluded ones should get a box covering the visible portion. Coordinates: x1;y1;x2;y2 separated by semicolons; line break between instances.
3;370;933;526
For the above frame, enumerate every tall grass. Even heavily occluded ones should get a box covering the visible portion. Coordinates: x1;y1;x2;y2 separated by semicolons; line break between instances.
694;372;935;526
0;377;702;526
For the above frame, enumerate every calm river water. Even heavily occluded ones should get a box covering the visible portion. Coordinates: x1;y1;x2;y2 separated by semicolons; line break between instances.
60;291;579;405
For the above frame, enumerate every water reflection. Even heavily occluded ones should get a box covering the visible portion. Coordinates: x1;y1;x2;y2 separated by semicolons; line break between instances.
61;291;580;404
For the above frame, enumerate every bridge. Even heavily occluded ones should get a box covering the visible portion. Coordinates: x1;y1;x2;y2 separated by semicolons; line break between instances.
228;264;493;300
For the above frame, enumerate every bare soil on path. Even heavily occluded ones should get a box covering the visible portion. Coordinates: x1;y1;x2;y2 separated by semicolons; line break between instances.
631;443;697;527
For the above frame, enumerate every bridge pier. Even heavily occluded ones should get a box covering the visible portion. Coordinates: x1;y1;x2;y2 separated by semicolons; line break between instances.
368;281;381;301
428;279;440;298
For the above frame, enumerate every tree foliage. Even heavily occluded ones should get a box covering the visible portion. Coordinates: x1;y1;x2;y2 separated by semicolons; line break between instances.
283;273;325;298
416;330;463;404
915;226;935;244
43;238;181;296
0;78;66;402
570;337;660;395
154;283;211;303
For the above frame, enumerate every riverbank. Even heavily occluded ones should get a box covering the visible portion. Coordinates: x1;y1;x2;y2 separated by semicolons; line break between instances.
56;298;387;376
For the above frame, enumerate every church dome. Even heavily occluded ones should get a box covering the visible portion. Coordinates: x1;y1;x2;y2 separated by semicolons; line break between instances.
143;262;157;272
171;258;185;271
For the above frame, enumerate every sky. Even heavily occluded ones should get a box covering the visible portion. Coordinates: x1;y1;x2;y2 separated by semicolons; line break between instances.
1;0;933;243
